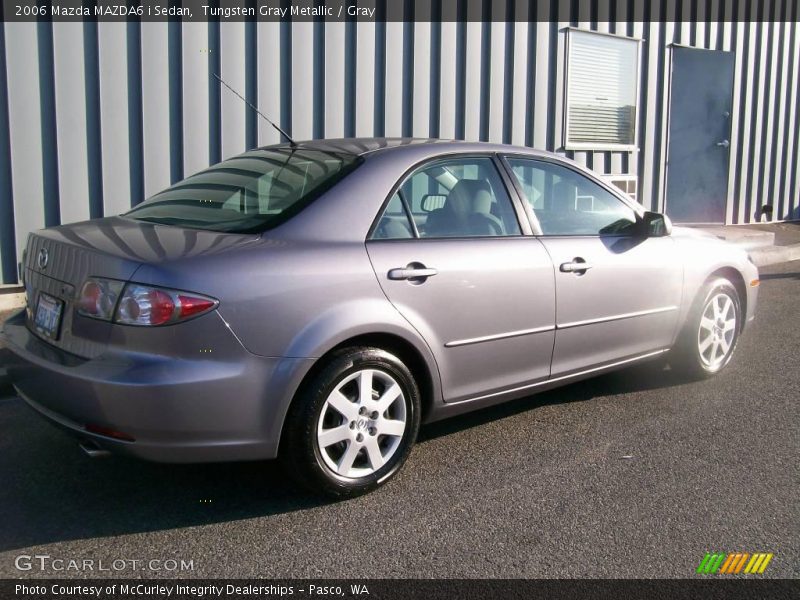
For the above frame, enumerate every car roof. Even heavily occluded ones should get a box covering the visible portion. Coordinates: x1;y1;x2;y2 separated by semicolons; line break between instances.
258;137;554;159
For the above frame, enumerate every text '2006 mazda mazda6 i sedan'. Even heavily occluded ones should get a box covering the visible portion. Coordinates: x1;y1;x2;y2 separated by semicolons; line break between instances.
2;138;759;497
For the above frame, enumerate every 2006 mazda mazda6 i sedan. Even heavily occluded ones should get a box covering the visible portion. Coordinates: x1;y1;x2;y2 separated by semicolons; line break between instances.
3;138;759;497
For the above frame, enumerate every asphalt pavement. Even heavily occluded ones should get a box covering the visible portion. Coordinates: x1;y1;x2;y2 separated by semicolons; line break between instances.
0;263;797;579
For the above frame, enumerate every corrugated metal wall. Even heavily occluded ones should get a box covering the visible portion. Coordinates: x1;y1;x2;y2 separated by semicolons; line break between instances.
1;1;799;284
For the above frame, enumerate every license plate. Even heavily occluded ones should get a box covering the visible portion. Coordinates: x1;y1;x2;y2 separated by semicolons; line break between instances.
34;292;63;340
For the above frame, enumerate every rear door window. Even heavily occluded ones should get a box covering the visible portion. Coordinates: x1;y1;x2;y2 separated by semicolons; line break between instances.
371;157;521;239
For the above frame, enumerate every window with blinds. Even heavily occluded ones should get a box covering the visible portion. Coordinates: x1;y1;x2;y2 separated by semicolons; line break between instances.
565;30;641;150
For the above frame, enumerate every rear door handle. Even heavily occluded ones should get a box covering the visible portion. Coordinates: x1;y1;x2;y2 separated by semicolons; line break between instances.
560;260;593;274
388;266;438;281
716;139;730;148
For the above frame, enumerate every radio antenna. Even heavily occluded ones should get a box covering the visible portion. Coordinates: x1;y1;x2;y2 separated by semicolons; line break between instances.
213;73;297;148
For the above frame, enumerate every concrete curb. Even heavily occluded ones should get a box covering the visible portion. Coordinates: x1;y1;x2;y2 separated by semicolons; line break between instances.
0;291;24;312
748;243;800;267
696;226;776;250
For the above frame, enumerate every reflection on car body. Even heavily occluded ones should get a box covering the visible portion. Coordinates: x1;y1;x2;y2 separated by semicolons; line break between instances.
2;138;758;497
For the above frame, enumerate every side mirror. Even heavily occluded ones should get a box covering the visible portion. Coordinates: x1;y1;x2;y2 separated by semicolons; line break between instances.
641;211;672;237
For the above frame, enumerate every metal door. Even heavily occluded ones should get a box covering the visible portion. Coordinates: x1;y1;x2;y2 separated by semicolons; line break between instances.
665;46;735;224
539;236;682;377
367;238;556;404
500;155;683;378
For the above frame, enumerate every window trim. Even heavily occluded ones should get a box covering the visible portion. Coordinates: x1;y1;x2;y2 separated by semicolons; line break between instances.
498;153;645;238
563;27;644;152
396;190;421;238
366;152;532;242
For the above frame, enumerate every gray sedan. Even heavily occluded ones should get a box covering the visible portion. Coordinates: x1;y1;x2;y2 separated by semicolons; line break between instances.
2;138;759;497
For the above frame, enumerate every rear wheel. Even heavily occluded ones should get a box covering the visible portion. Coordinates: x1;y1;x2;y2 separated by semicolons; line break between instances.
280;347;421;498
670;277;741;378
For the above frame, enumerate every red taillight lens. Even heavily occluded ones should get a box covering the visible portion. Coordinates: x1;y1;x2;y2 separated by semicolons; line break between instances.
78;281;102;313
149;289;176;324
114;284;216;326
177;295;216;320
77;278;125;321
85;424;135;442
117;285;175;325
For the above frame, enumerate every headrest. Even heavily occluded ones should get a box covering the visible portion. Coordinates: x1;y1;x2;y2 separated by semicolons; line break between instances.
472;189;493;214
448;179;492;216
552;180;578;212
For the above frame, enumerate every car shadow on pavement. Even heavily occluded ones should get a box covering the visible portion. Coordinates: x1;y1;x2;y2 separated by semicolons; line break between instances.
418;361;693;443
0;405;329;553
0;362;691;553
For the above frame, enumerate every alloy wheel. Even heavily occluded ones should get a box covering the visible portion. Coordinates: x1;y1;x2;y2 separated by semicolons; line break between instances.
316;368;407;478
697;292;737;369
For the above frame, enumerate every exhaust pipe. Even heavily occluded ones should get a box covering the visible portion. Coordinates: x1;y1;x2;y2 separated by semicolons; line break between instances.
79;439;111;458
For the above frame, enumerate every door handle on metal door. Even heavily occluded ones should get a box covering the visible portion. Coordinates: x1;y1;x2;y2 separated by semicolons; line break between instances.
388;266;438;281
716;139;730;148
560;260;593;274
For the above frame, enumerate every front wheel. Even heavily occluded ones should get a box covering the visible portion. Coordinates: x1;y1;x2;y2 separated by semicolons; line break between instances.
280;347;421;498
670;277;742;378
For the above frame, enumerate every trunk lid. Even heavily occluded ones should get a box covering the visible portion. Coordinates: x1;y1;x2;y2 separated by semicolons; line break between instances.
23;216;256;358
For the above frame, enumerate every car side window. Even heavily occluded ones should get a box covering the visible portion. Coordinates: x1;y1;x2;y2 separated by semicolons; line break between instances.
372;193;415;239
372;157;521;239
506;158;638;236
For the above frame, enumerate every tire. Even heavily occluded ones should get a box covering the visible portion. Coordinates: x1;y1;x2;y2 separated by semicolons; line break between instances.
280;346;421;498
670;277;742;379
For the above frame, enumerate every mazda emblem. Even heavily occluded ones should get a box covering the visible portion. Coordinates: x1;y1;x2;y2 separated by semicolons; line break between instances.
37;248;48;269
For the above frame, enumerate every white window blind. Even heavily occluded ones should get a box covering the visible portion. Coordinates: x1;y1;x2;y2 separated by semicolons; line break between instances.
566;30;640;149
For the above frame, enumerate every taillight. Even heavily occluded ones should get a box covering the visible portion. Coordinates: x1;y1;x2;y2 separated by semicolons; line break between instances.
177;294;217;320
77;278;125;320
116;285;175;325
85;423;135;442
115;284;216;326
77;279;217;326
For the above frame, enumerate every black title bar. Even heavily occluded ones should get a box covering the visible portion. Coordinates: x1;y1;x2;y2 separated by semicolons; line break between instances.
1;0;797;23
2;579;800;600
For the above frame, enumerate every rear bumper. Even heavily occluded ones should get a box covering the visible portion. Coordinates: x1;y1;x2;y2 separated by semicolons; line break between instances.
1;310;313;462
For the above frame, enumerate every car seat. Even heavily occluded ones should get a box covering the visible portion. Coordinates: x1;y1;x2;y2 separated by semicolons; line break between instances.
425;179;503;237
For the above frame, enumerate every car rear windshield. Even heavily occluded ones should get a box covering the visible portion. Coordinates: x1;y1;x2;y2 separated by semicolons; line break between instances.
125;147;362;233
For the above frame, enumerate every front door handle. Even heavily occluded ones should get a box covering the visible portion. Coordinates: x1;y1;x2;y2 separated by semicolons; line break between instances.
388;265;438;281
716;139;730;148
560;259;593;274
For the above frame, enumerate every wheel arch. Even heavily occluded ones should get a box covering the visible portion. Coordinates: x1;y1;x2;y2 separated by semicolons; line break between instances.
325;333;436;415
672;262;749;349
669;264;747;378
707;266;747;329
276;330;442;455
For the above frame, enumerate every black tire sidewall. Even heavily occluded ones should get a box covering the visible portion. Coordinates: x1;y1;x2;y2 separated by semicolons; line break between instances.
282;347;421;497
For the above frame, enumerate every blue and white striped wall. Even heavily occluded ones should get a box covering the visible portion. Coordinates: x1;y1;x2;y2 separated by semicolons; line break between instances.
1;0;799;284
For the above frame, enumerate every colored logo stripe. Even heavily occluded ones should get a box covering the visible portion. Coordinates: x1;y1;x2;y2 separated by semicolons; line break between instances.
697;552;774;574
720;553;749;574
697;553;726;574
745;553;774;574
